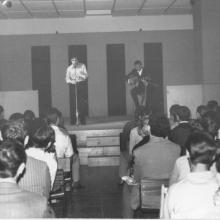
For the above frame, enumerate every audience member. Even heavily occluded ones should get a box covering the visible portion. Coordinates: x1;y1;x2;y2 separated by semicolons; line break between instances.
1;120;51;198
207;100;218;112
46;107;83;190
169;104;180;129
26;122;57;188
0;139;54;218
164;132;220;219
119;106;150;182
200;111;219;139
0;105;7;130
9;112;24;121
168;105;193;155
130;114;180;211
196;105;207;119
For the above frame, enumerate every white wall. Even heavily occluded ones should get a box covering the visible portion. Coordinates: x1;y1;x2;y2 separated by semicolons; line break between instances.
0;15;193;35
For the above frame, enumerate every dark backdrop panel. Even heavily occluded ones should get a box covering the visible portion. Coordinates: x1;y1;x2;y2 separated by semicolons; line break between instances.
31;46;52;116
68;45;88;124
106;44;126;116
144;43;164;114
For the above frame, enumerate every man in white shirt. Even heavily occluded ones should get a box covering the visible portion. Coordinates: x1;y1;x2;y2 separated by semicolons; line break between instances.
66;56;88;125
46;108;83;190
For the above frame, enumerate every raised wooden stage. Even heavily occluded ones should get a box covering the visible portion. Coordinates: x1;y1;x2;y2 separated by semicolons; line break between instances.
65;116;132;167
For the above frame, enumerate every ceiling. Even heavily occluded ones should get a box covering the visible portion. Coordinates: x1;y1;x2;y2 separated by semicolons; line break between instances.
0;0;192;20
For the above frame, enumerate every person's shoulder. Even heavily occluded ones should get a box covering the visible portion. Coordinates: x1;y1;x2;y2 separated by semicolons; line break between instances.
27;155;47;167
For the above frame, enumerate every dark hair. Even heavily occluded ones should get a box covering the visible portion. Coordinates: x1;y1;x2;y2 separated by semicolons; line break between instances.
1;121;27;144
29;125;55;153
0;105;4;115
134;60;142;66
176;106;191;121
9;113;24;121
134;106;151;121
186;131;216;167
46;108;60;125
196;105;207;117
0;140;26;178
200;111;219;137
207;100;218;111
169;104;180;121
149;114;170;138
23;110;35;121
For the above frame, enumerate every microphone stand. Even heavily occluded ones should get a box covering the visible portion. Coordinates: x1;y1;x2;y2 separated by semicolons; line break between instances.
74;82;80;126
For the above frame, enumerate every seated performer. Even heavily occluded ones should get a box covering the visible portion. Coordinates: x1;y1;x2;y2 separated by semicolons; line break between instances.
127;60;151;109
66;56;88;125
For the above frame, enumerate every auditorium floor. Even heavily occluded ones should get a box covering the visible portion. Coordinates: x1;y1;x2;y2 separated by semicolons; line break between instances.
52;165;158;218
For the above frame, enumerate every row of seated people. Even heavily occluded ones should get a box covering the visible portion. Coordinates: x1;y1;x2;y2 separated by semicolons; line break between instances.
120;100;220;218
0;105;83;218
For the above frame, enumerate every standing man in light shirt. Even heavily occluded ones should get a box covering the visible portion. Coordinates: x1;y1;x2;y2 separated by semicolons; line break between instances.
66;56;88;125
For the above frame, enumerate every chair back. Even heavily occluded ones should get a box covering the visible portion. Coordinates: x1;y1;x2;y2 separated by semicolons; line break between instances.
140;178;169;210
159;184;168;218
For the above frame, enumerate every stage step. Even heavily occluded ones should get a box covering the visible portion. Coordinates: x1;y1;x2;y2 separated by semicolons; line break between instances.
87;136;119;147
78;145;120;165
88;155;120;167
68;129;122;146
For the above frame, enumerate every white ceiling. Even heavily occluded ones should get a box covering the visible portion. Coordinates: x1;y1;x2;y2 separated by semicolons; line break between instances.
0;0;192;19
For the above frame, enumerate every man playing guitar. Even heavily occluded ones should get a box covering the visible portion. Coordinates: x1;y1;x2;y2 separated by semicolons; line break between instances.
127;60;151;109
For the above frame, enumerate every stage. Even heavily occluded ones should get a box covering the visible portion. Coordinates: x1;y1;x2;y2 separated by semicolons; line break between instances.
65;115;132;166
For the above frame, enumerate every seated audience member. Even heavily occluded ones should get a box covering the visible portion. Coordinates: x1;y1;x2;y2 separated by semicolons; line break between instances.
164;132;220;219
9;112;24;121
207;100;218;112
130;114;180;210
46;107;83;190
200;111;219;139
26;122;57;188
0;140;54;218
169;104;180;129
168;105;193;156
0;105;7;130
119;106;150;182
129;114;150;155
196;105;207;119
169;112;218;186
1;120;51;198
23;110;36;134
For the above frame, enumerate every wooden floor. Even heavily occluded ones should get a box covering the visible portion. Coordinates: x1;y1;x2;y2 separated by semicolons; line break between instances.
52;165;123;218
52;165;159;218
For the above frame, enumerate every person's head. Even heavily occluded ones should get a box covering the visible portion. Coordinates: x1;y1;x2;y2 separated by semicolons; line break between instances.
29;125;55;153
134;60;142;71
176;105;191;121
149;114;170;138
200;111;219;137
46;108;60;126
71;56;78;67
0;139;26;179
186;132;216;168
169;104;180;122
9;112;24;121
196;105;207;119
1;120;27;145
134;106;151;121
0;105;4;120
23;110;35;122
207;100;218;112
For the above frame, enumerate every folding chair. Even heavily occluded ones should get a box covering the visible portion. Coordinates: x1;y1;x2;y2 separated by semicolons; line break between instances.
159;184;168;218
140;178;169;216
49;169;66;217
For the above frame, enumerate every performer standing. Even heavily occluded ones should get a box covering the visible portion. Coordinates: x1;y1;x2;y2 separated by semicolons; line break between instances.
66;56;88;125
127;60;151;109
